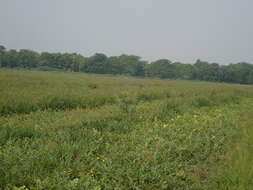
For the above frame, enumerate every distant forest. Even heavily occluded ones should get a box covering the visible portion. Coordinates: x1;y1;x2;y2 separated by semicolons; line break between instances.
0;45;253;84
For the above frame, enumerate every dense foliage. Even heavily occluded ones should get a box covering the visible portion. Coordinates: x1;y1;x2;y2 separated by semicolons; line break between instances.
0;46;253;84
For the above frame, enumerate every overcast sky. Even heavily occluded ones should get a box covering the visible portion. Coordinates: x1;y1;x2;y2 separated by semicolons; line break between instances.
1;0;253;64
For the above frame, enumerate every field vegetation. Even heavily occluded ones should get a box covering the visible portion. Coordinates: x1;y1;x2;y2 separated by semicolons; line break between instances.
0;69;253;189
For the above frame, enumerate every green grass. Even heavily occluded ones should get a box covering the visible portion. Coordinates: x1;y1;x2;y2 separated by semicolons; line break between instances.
0;69;252;116
209;99;253;190
0;69;253;190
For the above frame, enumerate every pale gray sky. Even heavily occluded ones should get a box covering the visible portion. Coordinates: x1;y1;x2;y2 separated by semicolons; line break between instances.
1;0;253;64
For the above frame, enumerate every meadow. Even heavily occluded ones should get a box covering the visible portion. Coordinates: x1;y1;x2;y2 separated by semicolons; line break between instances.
0;69;253;190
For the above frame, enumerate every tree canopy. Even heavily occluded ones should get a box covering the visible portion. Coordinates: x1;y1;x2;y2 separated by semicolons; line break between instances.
0;47;253;84
0;45;6;56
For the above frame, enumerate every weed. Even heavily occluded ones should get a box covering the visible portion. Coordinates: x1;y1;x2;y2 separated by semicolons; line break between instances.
0;69;253;189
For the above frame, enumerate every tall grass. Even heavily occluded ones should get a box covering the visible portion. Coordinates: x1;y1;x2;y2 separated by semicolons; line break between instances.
210;99;253;190
0;69;253;189
0;69;252;116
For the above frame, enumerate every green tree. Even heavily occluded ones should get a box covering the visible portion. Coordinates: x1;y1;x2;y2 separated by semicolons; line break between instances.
115;55;145;76
172;62;195;80
0;45;6;56
82;53;108;74
146;59;175;79
17;49;39;68
193;59;220;81
0;45;6;67
1;50;19;68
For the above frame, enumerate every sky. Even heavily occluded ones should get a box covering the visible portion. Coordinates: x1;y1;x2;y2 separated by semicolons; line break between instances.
1;0;253;64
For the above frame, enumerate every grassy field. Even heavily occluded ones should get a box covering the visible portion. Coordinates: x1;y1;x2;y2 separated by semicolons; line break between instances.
0;69;253;190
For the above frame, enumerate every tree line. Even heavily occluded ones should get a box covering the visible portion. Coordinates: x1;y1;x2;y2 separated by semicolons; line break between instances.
0;46;253;84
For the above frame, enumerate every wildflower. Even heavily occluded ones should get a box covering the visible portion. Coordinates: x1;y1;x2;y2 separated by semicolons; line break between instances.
95;185;101;190
71;178;79;185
